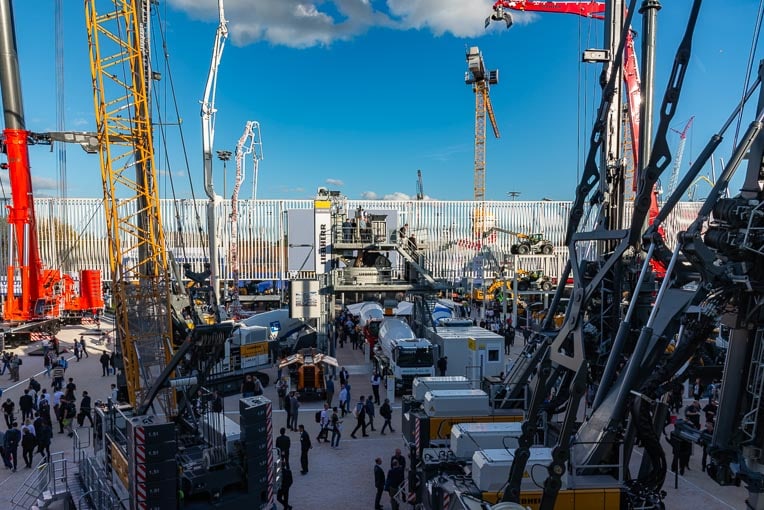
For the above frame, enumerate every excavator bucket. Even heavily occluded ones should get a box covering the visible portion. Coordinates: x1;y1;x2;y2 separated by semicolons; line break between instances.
485;6;513;29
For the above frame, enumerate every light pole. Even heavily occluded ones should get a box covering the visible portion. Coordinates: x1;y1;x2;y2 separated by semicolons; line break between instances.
506;191;521;201
216;149;232;198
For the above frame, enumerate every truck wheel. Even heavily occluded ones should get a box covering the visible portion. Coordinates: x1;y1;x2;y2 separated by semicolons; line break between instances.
541;244;554;255
517;244;530;255
541;281;553;291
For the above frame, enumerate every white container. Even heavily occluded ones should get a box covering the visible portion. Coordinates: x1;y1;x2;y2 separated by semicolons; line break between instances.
450;422;523;458
423;389;490;417
412;376;471;401
472;447;557;493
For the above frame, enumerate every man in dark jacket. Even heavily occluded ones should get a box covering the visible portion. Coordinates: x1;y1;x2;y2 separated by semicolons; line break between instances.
374;457;385;510
298;424;311;475
99;352;110;377
4;422;20;472
380;398;394;434
18;389;34;422
276;465;293;510
275;427;291;468
78;391;93;427
385;460;405;510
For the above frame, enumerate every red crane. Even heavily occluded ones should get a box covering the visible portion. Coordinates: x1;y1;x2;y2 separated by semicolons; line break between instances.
487;0;667;277
488;1;641;180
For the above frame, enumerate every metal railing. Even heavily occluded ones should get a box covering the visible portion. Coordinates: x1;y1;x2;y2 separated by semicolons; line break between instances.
10;451;68;509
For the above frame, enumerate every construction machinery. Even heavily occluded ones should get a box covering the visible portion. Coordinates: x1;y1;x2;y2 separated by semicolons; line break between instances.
0;3;103;338
82;1;278;508
412;2;755;510
665;116;695;200
374;317;435;394
483;226;555;255
279;347;338;400
466;46;500;238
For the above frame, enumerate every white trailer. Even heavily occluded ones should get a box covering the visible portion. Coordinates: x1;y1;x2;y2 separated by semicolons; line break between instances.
425;324;505;382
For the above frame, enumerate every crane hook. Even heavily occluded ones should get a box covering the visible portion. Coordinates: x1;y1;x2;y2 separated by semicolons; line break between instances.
485;5;513;29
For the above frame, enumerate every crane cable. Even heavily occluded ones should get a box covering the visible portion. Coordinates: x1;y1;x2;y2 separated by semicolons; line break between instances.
149;5;208;263
732;0;764;148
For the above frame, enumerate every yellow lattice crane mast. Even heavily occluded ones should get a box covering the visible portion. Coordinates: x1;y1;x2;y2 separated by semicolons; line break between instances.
465;46;500;236
86;0;176;416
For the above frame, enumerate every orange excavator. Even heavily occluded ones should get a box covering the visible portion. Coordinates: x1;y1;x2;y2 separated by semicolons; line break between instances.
486;0;666;278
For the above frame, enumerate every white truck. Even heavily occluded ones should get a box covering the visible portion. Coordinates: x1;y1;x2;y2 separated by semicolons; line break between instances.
374;317;435;394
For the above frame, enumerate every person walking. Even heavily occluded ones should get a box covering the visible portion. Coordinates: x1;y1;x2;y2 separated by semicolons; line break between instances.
51;363;65;391
73;341;81;362
108;352;116;375
276;378;288;410
325;375;335;407
350;396;368;438
19;389;34;422
522;327;532;346
99;352;110;377
289;392;300;432
21;425;36;468
284;392;293;431
43;352;52;378
275;427;291;468
35;420;51;460
365;395;376;432
338;384;349;417
4;422;20;471
380;398;395;434
78;391;94;427
2;398;15;428
385;459;404;510
330;407;342;448
298;424;311;475
276;465;293;510
370;371;382;405
317;403;330;443
9;354;21;382
80;336;89;358
374;457;386;510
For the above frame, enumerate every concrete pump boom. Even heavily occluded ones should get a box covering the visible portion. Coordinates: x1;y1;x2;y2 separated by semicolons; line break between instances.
202;0;228;312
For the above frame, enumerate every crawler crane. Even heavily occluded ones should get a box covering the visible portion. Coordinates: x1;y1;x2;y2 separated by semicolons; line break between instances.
84;1;276;508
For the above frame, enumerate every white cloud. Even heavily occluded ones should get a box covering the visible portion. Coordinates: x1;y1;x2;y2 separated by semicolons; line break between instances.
326;178;345;187
169;0;537;48
32;176;59;191
361;191;378;199
383;191;411;200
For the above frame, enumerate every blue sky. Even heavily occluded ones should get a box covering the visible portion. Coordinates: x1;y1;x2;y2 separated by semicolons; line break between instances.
5;0;763;202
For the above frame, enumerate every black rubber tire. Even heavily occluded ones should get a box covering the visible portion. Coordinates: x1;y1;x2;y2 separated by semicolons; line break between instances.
541;244;554;255
517;244;530;255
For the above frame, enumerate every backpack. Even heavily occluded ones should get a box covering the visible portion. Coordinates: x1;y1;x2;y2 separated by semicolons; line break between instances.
17;357;22;366
315;411;322;423
29;379;41;392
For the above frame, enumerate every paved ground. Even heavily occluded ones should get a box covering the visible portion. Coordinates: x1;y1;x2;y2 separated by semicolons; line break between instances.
0;320;749;509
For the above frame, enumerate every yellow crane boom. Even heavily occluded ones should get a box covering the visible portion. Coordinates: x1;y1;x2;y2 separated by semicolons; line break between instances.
86;0;175;416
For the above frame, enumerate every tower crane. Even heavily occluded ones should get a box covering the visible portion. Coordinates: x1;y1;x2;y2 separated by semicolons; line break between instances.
465;47;500;239
665;115;694;200
465;46;500;203
229;121;262;319
416;168;424;200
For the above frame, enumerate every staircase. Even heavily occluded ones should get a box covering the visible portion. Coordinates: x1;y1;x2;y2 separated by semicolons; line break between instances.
11;452;70;509
396;239;437;286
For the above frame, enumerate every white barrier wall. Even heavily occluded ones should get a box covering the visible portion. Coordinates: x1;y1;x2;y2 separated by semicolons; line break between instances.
4;198;702;284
